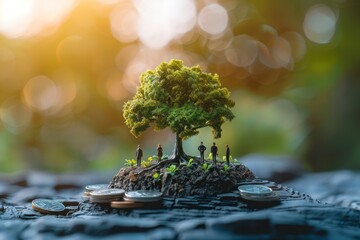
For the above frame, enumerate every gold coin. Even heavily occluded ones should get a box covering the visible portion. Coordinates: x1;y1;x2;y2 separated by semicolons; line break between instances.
111;201;144;209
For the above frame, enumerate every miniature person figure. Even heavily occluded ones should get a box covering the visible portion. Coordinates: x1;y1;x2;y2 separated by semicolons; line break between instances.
226;144;230;165
136;145;143;167
157;144;163;162
198;141;207;163
211;142;218;165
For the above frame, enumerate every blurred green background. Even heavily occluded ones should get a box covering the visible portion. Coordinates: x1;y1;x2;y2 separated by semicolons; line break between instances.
0;0;359;173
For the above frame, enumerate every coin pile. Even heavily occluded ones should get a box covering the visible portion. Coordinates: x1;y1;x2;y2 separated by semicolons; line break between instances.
111;190;163;209
83;184;109;201
83;184;163;209
124;190;163;202
90;189;125;203
238;185;279;202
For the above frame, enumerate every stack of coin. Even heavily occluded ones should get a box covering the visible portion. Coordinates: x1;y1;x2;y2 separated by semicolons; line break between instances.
90;189;125;203
83;184;109;201
32;199;66;215
123;190;163;203
238;185;279;202
110;200;144;209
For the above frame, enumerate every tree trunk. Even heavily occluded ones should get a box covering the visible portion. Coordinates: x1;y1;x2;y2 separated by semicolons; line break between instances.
170;133;188;163
137;133;194;174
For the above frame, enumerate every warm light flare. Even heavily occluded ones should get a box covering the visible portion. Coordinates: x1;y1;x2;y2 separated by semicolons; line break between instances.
0;0;77;38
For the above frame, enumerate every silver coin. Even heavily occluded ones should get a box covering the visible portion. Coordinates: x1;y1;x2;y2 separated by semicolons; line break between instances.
85;184;109;192
240;192;279;202
90;189;125;198
123;196;162;203
32;199;65;214
241;191;277;198
125;190;163;200
238;185;273;196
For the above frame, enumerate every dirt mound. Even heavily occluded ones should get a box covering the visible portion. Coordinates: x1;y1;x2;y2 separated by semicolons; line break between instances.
109;161;255;197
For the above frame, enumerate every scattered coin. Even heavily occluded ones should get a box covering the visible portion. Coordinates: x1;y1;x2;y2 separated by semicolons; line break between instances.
111;200;144;209
124;190;163;203
238;185;273;196
240;191;279;202
85;184;109;192
32;199;66;215
90;188;125;203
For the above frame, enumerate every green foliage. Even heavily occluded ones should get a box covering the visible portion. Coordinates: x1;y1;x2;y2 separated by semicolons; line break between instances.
222;155;237;163
202;163;212;172
181;158;195;167
141;157;153;168
153;172;160;180
207;153;212;160
221;164;231;174
123;59;235;140
166;164;178;176
124;159;136;167
187;158;194;167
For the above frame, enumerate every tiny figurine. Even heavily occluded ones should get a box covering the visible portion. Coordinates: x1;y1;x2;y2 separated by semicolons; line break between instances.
136;145;143;167
157;144;163;162
198;141;207;163
211;142;218;165
226;144;230;165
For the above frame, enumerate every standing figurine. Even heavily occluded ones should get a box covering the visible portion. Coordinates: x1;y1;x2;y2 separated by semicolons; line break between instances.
198;142;207;164
157;144;163;162
136;145;143;167
226;144;230;165
211;142;218;165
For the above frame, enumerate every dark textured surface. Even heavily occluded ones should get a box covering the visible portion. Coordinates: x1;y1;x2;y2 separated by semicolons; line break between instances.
0;170;359;239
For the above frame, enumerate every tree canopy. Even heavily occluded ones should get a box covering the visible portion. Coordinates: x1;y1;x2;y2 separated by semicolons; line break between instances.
123;59;235;141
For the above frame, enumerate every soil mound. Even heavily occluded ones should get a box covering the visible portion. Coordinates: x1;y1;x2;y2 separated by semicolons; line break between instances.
109;161;255;197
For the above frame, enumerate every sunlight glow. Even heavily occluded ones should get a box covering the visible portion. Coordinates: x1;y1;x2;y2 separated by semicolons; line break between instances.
133;0;197;49
0;0;77;38
111;6;139;43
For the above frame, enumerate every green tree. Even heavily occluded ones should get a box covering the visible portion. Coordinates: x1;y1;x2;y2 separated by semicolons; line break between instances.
123;59;235;164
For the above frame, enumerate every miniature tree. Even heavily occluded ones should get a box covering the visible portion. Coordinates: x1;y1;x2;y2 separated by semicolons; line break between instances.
123;59;235;164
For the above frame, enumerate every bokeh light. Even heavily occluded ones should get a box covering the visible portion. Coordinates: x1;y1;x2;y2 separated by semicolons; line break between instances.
198;3;228;36
133;0;196;49
0;98;32;134
304;4;337;44
23;76;59;112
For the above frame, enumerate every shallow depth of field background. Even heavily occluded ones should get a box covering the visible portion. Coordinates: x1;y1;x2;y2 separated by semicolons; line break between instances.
0;0;359;173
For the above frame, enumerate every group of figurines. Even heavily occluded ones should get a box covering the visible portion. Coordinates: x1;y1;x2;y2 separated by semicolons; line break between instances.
135;142;231;167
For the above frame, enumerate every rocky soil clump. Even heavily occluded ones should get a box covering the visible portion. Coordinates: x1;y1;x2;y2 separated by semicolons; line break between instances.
109;161;255;197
